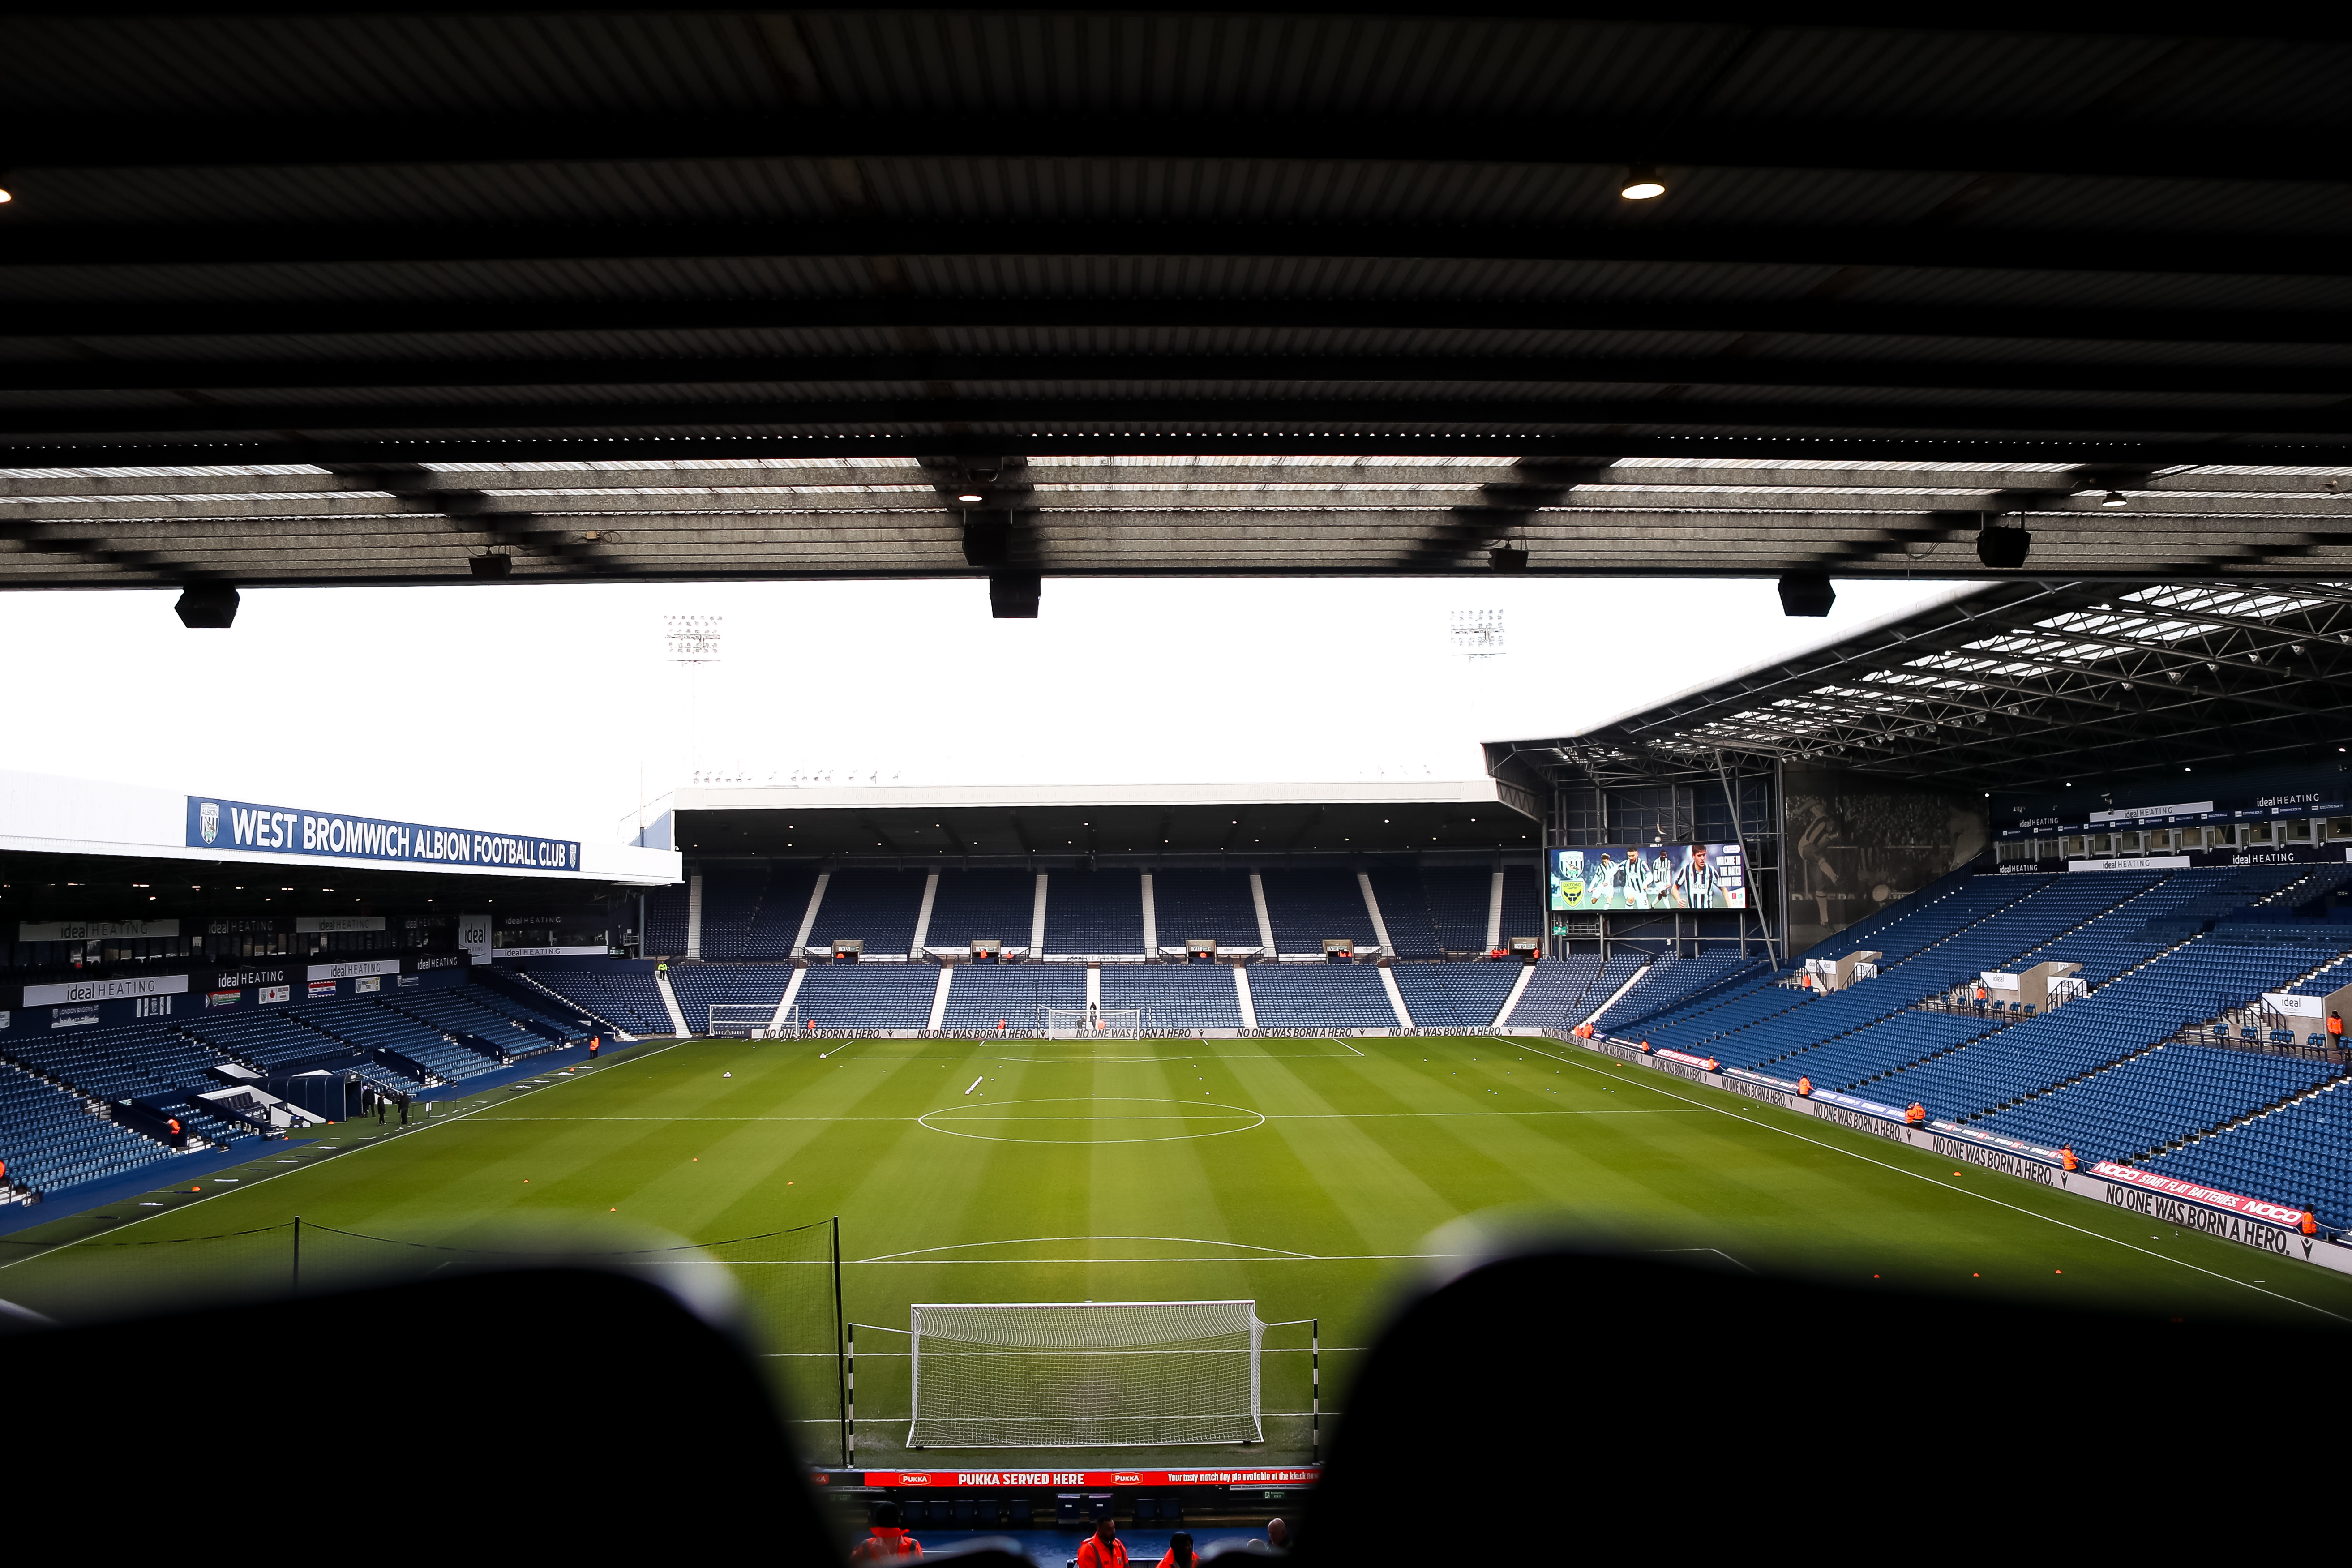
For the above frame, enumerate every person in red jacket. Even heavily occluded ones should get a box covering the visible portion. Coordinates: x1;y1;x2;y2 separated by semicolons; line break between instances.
850;1501;922;1561
1156;1531;1195;1568
1077;1517;1127;1568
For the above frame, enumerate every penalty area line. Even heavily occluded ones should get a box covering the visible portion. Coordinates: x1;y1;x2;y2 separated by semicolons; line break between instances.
1516;1038;2350;1324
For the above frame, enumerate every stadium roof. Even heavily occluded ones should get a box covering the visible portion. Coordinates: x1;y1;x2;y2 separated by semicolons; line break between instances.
1486;580;2352;796
668;779;1540;859
4;10;2352;593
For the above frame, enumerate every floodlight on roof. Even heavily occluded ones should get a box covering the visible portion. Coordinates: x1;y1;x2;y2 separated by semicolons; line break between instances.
956;491;984;503
2100;490;2129;508
0;188;11;205
1619;165;1666;200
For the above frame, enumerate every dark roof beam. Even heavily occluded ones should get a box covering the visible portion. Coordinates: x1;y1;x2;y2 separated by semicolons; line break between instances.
1;221;2345;279
13;353;2352;399
15;298;2352;349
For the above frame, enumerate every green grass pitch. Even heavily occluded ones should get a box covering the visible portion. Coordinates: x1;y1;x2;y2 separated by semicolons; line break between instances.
8;1031;2348;1466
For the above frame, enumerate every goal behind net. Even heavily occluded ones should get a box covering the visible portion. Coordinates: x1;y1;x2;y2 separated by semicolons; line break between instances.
707;1003;798;1039
908;1300;1264;1449
1044;1007;1143;1039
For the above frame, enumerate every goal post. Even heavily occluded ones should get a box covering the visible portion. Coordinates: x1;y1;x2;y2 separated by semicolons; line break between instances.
908;1300;1265;1449
1044;1007;1143;1039
708;1003;798;1039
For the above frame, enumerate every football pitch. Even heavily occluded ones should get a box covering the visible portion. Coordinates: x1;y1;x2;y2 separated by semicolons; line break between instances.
7;1031;2350;1465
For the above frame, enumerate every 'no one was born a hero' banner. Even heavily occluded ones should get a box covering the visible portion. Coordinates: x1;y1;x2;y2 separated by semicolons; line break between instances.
186;796;581;873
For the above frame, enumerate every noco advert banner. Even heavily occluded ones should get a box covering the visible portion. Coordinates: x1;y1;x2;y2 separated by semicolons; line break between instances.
186;797;581;873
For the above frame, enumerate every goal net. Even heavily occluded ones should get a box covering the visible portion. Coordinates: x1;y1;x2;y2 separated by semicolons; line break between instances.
708;1003;798;1039
908;1300;1264;1449
1044;1007;1143;1039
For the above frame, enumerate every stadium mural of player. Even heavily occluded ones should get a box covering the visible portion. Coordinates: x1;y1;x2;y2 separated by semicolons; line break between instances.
1551;843;1746;911
1782;767;1988;954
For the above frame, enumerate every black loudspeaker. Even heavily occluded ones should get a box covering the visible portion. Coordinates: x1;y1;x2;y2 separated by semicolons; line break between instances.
1777;571;1834;617
963;517;1012;567
1977;525;2033;570
470;553;513;578
990;572;1041;618
1489;545;1529;570
173;582;239;629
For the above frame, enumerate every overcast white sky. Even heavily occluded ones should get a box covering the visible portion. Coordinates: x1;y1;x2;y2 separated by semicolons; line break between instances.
5;575;1974;843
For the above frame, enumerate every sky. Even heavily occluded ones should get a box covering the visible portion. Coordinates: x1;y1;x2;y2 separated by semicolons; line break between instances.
4;574;1974;844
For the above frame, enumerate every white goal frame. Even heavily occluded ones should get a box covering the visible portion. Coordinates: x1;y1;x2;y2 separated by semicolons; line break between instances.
1045;1007;1142;1038
708;1002;798;1038
906;1299;1265;1449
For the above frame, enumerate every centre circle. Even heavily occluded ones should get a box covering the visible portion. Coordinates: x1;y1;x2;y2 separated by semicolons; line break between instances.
918;1096;1267;1146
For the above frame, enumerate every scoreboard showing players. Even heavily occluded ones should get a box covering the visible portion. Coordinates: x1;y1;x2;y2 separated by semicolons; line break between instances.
1550;844;1747;911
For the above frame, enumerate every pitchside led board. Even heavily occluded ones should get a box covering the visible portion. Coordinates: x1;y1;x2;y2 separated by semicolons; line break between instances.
1551;844;1748;912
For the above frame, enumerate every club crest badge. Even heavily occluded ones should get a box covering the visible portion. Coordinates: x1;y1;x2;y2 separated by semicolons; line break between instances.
199;801;220;844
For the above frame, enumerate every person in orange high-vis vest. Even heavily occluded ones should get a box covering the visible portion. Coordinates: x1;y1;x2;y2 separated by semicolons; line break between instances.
1797;1075;1813;1097
2061;1146;2079;1172
1905;1102;1925;1125
2302;1207;2320;1237
851;1502;922;1562
2330;1013;2344;1050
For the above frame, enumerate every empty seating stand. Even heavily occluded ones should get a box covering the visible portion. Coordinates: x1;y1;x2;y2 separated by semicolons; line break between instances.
927;870;1039;952
740;869;821;959
1392;962;1520;1028
694;862;769;959
1148;871;1263;951
0;1060;175;1195
1502;955;1605;1029
1102;965;1246;1030
1043;870;1146;957
668;966;795;1033
1247;964;1396;1028
794;965;940;1030
943;965;1085;1029
1259;870;1376;955
811;870;930;957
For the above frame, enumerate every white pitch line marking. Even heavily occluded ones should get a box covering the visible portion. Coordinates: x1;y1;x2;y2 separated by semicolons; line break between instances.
964;1075;984;1096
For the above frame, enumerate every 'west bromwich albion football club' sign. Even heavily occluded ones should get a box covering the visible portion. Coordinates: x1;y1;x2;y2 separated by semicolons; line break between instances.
185;796;581;873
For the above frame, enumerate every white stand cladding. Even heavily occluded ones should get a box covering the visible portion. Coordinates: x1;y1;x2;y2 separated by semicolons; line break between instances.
910;870;939;956
1249;872;1277;953
1140;871;1158;953
685;873;705;959
1495;959;1538;1026
928;964;955;1031
1486;870;1506;952
1379;964;1414;1028
792;872;830;956
655;969;692;1036
1357;870;1394;955
1233;964;1258;1029
1030;873;1050;953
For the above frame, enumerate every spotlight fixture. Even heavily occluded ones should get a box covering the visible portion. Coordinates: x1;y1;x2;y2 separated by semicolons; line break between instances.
0;188;11;205
174;581;240;629
1619;165;1666;200
1976;522;2031;570
2100;490;2129;508
955;491;984;503
1778;571;1834;617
